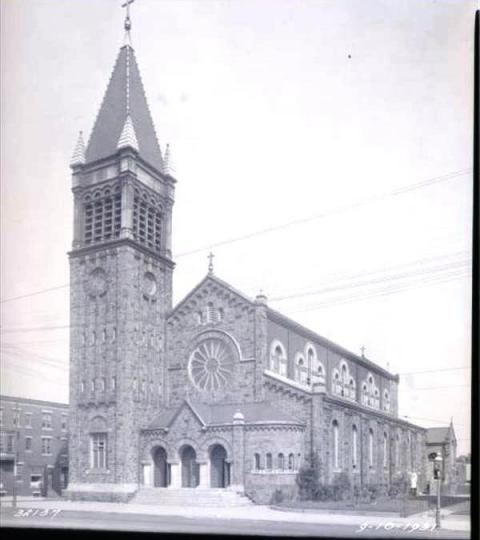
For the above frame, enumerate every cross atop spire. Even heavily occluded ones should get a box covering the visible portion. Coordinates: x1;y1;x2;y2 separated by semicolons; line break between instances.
208;252;215;275
122;0;135;46
360;345;366;358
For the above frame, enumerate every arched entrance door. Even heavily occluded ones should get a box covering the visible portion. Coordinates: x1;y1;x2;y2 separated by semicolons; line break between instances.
210;444;229;488
153;447;168;487
181;446;199;488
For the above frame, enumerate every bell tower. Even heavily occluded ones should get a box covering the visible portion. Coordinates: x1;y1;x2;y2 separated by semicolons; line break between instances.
66;8;175;500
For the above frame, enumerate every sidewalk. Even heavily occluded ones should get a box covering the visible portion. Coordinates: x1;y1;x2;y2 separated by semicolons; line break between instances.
0;496;470;533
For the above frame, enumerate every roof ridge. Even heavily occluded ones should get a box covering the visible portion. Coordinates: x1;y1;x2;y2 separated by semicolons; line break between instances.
85;47;124;155
128;47;164;171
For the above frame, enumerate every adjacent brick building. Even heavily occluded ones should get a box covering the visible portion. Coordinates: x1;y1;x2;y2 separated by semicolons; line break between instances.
65;15;427;503
0;395;69;496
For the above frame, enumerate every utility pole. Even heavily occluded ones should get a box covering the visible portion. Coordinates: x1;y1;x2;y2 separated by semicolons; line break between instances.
434;454;443;529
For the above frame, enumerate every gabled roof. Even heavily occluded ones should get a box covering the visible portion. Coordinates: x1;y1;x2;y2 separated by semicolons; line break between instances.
426;426;455;445
85;45;164;172
169;273;255;318
146;399;304;430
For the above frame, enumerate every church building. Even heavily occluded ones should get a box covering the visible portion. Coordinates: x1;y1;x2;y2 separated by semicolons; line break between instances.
66;11;427;503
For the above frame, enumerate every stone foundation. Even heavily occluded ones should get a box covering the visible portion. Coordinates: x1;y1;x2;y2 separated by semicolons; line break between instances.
64;483;138;502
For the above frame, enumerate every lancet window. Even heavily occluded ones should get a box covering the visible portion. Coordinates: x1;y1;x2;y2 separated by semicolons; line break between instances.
132;188;162;252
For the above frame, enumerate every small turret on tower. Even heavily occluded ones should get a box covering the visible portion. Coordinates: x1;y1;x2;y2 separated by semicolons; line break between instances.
70;131;86;167
117;114;139;151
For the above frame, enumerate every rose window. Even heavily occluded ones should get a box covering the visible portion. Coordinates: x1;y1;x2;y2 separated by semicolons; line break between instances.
188;337;235;392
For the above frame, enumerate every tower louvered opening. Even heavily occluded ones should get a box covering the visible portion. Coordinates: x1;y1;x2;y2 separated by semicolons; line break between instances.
83;185;122;245
133;188;162;252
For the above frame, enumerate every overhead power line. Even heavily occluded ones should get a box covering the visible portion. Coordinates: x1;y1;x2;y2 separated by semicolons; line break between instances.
174;167;472;258
0;167;471;305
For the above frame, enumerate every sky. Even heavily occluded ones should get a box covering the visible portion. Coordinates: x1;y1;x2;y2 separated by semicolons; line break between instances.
0;0;475;455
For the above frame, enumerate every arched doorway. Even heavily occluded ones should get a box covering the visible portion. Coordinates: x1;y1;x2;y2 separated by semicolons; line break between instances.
181;445;199;488
153;447;168;487
210;444;229;488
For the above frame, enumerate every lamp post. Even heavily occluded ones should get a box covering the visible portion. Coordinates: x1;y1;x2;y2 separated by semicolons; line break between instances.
434;455;443;529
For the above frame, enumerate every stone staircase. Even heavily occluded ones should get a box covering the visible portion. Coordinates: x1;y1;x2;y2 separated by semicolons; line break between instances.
130;487;254;507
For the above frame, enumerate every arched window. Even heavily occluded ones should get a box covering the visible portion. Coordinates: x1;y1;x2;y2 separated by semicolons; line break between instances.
288;453;295;471
278;453;285;470
206;302;216;323
348;377;356;400
410;433;416;469
362;383;368;405
100;378;106;391
332;370;342;395
295;354;307;384
352;425;358;468
333;420;340;469
254;453;261;471
368;428;374;468
91;379;95;392
383;432;388;468
266;453;272;470
269;340;287;377
80;380;85;393
306;346;315;384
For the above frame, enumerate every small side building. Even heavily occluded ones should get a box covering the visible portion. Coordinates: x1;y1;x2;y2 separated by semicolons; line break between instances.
0;395;69;496
425;422;457;494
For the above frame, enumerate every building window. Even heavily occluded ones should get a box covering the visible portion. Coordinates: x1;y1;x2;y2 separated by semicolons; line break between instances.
383;433;388;468
288;453;295;471
61;414;68;431
41;437;52;455
7;434;15;453
295;354;307;384
410;434;416;469
332;370;342;396
91;379;95;392
80;380;85;393
16;462;23;477
352;425;358;468
12;408;21;427
90;433;108;469
83;187;122;245
368;428;374;468
111;376;116;390
333;420;339;469
100;378;106;392
112;326;117;342
0;408;3;426
132;190;162;252
25;437;32;451
254;453;261;471
269;341;287;377
266;453;272;470
362;373;380;409
41;412;52;429
24;412;32;428
278;453;285;470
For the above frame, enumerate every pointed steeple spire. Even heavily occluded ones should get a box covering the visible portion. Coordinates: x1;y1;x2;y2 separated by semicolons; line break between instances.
163;143;175;176
117;114;139;151
70;131;86;167
85;44;164;172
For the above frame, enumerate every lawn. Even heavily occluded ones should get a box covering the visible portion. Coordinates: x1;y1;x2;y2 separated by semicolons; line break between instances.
275;497;429;516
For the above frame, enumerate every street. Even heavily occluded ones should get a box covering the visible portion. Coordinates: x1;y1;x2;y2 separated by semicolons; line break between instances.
0;508;470;539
